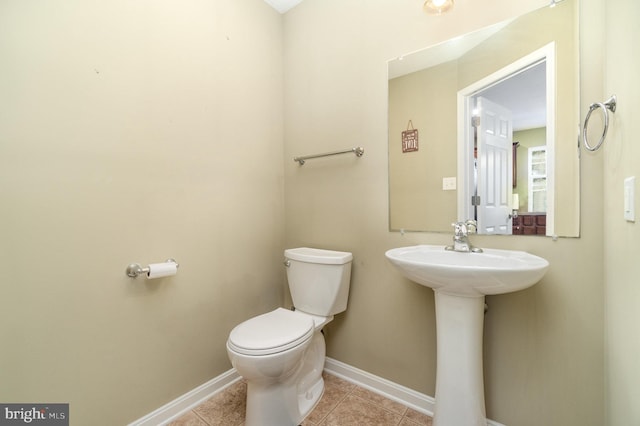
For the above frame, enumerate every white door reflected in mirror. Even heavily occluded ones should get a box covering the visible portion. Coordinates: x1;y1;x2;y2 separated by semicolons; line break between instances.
474;96;513;234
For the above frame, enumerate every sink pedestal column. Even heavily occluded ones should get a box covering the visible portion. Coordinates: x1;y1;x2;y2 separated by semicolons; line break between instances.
433;291;487;426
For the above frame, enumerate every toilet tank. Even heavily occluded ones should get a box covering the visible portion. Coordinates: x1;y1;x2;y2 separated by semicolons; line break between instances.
284;248;353;316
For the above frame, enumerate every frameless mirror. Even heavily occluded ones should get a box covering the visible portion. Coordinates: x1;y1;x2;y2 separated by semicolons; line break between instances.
388;0;580;237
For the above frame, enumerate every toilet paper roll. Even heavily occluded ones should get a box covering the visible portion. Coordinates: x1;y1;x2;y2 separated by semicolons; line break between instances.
146;262;178;279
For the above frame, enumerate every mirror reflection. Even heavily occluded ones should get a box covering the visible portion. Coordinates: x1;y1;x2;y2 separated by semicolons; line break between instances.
458;46;552;235
388;0;580;237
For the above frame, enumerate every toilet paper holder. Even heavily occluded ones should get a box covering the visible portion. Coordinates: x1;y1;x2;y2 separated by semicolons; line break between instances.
126;259;179;278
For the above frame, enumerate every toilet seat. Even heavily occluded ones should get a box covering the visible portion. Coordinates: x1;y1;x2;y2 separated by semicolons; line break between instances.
227;308;314;356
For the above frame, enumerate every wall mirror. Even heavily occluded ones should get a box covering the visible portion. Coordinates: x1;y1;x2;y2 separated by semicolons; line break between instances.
388;0;580;237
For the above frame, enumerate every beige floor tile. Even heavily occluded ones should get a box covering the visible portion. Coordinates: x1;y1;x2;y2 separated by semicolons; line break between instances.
303;373;355;424
350;386;408;416
193;380;247;426
399;418;422;426
167;410;208;426
321;394;403;426
323;372;357;392
402;408;433;425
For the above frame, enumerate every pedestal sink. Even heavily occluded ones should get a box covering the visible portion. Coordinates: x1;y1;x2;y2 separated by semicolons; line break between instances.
385;245;549;426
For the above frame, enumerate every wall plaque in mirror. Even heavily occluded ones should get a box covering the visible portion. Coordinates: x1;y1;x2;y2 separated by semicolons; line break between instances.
388;0;580;237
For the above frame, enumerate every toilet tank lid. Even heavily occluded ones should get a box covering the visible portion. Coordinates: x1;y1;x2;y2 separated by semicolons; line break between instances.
285;247;353;265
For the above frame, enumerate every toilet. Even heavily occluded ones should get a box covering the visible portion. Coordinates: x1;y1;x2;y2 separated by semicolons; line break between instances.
226;247;353;426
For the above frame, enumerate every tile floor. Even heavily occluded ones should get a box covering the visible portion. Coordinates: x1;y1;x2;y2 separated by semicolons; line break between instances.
168;372;433;426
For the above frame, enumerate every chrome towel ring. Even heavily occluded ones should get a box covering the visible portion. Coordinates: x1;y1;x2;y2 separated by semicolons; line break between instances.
583;95;617;152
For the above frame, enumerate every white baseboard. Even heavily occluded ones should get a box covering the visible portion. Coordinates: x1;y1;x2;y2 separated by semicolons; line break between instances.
129;358;505;426
127;369;241;426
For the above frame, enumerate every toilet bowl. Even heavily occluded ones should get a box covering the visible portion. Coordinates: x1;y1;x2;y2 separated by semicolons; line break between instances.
227;308;328;425
226;248;352;426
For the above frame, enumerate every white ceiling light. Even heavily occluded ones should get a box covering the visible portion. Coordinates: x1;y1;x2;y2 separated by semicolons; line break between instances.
424;0;454;15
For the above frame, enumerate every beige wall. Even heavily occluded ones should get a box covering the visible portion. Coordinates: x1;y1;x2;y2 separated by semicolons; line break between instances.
389;61;458;232
0;0;284;424
285;0;603;425
603;0;640;423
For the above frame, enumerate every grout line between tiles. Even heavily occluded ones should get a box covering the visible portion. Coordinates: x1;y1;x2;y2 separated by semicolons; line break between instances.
309;383;352;425
349;392;407;425
192;409;210;426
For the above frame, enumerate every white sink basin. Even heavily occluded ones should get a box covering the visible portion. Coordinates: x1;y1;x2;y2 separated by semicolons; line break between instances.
385;245;549;296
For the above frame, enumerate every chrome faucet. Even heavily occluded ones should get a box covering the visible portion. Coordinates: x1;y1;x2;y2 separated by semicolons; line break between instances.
445;220;483;253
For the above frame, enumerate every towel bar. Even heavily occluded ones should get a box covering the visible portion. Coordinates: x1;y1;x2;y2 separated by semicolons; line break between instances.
293;147;364;165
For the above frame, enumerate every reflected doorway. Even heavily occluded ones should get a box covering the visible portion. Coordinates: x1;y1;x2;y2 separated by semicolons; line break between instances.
458;43;555;236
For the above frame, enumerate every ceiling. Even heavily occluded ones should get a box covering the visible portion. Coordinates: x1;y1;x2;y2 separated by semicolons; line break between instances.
263;0;303;13
268;0;545;130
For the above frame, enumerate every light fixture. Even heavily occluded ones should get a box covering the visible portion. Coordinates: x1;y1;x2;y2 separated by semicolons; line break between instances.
424;0;454;15
511;193;520;219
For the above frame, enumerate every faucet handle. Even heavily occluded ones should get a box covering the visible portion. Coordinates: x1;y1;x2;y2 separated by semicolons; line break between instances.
452;221;467;236
464;219;478;234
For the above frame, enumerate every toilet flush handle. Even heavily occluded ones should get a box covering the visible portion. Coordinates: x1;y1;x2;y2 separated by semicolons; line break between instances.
283;259;291;268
